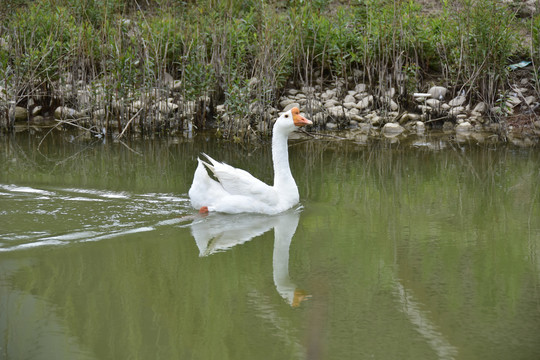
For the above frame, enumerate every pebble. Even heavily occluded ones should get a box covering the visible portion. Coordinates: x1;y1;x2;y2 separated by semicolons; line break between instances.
449;95;466;107
382;122;405;135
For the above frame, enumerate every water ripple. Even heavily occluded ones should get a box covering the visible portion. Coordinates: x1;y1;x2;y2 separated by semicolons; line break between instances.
0;183;192;252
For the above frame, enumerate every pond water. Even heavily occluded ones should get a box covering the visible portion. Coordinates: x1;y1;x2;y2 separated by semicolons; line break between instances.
0;131;539;360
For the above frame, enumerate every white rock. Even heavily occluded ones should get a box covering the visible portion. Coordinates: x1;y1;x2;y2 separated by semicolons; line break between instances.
524;95;536;105
448;106;465;115
343;102;357;110
344;94;356;103
356;95;373;110
280;98;295;109
328;106;345;117
54;106;78;119
32;106;43;117
370;115;382;126
288;89;299;96
449;95;466;107
349;114;364;122
382;122;405;135
426;99;441;108
418;105;432;113
456;121;473;132
385;87;396;98
473;102;487;113
313;112;326;124
348;107;360;116
355;83;367;93
507;96;521;108
283;102;300;112
154;100;179;113
324;99;340;108
326;122;338;130
415;121;425;132
428;86;448;100
301;86;316;94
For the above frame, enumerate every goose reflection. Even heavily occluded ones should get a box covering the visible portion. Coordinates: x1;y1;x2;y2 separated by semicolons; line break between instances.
190;208;309;307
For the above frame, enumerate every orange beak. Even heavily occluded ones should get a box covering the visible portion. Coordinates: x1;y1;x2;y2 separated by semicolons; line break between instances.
291;107;312;127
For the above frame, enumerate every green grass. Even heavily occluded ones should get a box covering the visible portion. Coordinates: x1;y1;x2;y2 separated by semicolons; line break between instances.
0;0;534;135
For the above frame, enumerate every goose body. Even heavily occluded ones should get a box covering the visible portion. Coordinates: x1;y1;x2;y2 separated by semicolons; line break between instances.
188;107;311;214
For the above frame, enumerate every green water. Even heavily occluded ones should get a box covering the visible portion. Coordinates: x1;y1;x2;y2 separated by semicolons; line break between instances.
1;132;539;360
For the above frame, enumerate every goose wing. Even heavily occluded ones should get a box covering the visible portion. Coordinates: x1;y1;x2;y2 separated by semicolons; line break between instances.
201;153;278;205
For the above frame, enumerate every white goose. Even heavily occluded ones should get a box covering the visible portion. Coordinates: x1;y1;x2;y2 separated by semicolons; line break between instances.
188;107;312;214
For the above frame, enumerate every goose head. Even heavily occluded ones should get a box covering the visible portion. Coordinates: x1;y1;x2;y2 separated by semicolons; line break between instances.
274;107;312;135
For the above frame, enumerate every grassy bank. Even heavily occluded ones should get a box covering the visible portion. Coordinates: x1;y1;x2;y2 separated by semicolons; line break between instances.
0;0;538;137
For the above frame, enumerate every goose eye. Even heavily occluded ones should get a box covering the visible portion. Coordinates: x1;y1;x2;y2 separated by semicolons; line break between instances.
284;114;289;118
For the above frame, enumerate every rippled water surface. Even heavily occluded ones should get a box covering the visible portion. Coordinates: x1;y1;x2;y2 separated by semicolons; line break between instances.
1;132;539;360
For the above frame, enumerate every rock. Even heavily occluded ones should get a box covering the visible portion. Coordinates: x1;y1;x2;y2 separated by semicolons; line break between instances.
473;102;487;113
344;94;356;103
370;117;381;126
280;98;295;109
382;122;405;135
327;106;345;117
449;95;466;107
11;106;28;122
306;100;324;113
312;112;326;125
427;86;448;100
349;114;364;122
356;95;373;110
287;89;299;96
385;87;396;98
415;121;425;132
524;95;536;105
355;83;367;93
326;122;338;130
154;100;179;114
426;99;441;108
32;106;43;117
418;105;432;113
448;106;465;115
399;112;420;124
456;121;473;132
301;86;316;94
507;96;521;108
343;102;357;110
324;99;340;108
517;1;536;18
283;102;300;112
534;120;540;129
321;89;337;101
54;106;78;120
386;99;399;111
